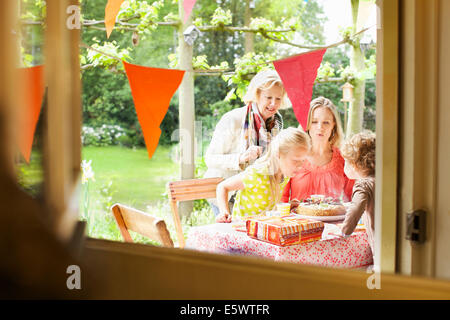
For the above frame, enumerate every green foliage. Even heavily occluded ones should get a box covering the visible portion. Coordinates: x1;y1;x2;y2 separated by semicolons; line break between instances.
118;0;164;36
184;206;215;228
82;125;127;147
16;151;44;199
210;7;233;26
80;0;179;146
74;0;375;150
86;40;132;69
249;17;275;31
251;0;326;52
20;0;46;21
222;52;276;100
99;180;118;213
192;55;210;70
317;61;336;79
19;0;45;66
75;0;339;151
21;47;34;67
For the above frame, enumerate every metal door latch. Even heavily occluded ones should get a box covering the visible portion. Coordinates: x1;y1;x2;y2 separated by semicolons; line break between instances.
406;209;426;243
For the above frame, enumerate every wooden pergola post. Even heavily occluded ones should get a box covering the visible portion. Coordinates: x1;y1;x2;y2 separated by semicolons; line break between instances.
177;0;195;218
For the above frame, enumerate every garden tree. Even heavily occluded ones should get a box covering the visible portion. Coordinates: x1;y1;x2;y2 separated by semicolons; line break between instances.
347;0;368;135
177;0;195;215
244;0;254;53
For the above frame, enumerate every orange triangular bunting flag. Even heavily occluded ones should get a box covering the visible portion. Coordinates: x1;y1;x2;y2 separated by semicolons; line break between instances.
105;0;125;38
19;65;45;163
123;61;185;159
144;126;162;162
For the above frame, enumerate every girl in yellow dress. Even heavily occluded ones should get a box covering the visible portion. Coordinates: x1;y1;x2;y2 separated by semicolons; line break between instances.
216;127;310;223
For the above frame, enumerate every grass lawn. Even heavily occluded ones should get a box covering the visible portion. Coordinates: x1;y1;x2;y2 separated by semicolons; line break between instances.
17;144;215;245
81;144;215;244
82;144;179;211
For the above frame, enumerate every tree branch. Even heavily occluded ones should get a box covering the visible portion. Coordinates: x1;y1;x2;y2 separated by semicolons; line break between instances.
260;30;349;50
82;18;179;27
197;25;295;33
80;42;123;62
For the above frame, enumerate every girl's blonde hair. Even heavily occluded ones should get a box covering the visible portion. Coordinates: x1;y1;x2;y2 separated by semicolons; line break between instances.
242;69;289;109
306;96;344;148
253;127;310;207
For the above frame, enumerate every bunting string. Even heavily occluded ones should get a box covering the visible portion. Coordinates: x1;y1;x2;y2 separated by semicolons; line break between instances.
80;24;375;76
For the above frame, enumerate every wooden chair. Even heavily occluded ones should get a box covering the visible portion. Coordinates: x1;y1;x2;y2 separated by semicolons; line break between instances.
111;203;174;248
167;177;224;248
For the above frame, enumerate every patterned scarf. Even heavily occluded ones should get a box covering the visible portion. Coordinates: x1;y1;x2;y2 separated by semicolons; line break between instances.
239;102;283;168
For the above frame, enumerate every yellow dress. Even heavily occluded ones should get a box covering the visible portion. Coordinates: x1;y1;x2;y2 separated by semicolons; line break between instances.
233;165;290;218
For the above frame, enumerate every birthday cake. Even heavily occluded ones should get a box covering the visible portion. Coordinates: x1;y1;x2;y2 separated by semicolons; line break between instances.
294;195;346;217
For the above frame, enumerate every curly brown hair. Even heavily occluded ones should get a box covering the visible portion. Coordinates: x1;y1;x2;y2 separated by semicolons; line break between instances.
341;131;376;177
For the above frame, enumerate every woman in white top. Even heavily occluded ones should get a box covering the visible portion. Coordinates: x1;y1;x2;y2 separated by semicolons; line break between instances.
203;69;289;216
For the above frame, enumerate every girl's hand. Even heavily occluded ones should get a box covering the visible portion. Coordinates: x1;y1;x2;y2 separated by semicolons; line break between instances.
239;146;263;164
216;212;232;223
289;198;301;210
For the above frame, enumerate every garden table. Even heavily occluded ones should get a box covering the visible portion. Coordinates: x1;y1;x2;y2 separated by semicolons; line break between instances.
185;221;373;269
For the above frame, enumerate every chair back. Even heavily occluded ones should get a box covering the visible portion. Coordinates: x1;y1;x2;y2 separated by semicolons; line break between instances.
111;203;174;248
168;177;224;202
167;177;224;248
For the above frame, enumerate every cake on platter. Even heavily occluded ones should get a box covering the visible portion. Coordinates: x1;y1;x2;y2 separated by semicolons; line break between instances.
293;195;346;217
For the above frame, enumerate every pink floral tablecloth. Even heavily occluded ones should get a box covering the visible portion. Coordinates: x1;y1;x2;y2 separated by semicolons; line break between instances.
185;222;373;269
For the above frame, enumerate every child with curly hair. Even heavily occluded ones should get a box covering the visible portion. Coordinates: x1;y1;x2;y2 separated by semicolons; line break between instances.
340;131;376;258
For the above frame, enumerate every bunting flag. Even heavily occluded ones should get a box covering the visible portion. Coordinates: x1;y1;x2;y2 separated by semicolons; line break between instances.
273;49;326;130
183;0;197;23
123;61;185;159
19;65;45;163
105;0;125;38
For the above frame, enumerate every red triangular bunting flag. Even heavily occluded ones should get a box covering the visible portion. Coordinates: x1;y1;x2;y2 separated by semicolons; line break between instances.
183;0;197;23
273;49;326;130
19;65;45;163
123;61;185;159
105;0;125;38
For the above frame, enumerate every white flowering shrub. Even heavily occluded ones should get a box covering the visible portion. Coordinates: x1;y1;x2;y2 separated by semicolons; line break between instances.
82;125;127;146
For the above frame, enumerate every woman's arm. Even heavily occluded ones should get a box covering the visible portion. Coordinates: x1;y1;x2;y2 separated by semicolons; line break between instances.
216;173;245;223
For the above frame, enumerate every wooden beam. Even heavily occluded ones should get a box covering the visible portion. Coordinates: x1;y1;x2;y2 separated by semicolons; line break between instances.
397;0;439;277
82;238;450;299
44;0;81;241
375;0;398;274
0;1;18;176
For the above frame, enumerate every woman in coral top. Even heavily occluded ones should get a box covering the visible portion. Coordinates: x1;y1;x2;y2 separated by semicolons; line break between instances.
281;97;354;208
